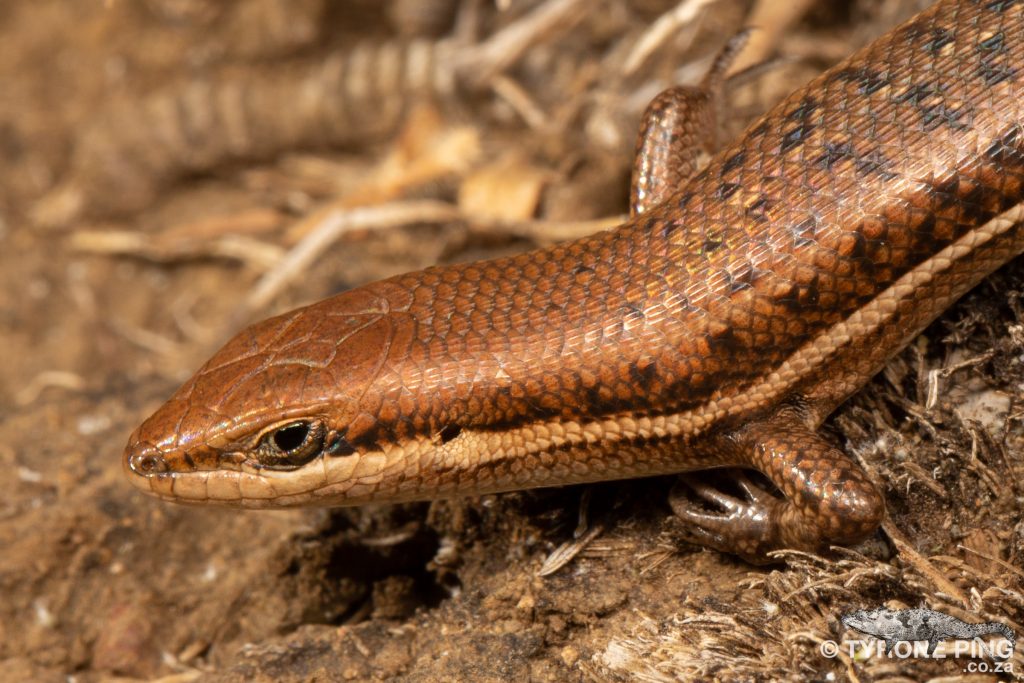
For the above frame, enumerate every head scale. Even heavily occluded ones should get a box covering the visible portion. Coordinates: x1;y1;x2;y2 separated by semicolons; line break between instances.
123;286;402;506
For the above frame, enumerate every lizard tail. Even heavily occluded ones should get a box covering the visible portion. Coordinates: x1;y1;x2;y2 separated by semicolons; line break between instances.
972;622;1015;648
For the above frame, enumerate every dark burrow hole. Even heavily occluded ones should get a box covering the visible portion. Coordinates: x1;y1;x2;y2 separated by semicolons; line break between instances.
286;509;452;626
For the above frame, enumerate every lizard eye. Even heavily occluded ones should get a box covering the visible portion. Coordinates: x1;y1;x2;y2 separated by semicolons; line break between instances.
255;420;326;469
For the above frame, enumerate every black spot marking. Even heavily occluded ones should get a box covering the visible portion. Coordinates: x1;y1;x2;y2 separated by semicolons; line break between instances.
924;103;969;131
583;384;631;416
677;191;696;209
747;195;772;214
975;31;1017;86
780;124;814;153
914;213;937;239
662;382;713;413
984;125;1024;163
895;82;937;107
976;60;1017;86
930;175;963;211
641;217;662;242
749;121;769;138
326;434;356;457
836;67;890;95
721;151;746;174
348;423;381;451
786;96;819;121
705;324;737;352
985;0;1020;10
850;258;879;286
778;288;805;313
773;282;796;302
629;360;658;385
845;231;868;259
703;237;724;253
572;264;594;275
923;28;954;53
978;31;1005;52
814;141;854;170
961;179;988;214
439;425;461;444
854;150;898;180
660;220;681;240
717;182;741;200
183;452;196;469
797;281;820;306
895;82;971;131
392;419;415;441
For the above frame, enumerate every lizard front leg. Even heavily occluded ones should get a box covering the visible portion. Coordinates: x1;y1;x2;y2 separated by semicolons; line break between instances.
670;405;885;562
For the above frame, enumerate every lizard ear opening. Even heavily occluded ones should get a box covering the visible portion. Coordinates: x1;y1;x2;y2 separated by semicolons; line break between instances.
439;424;462;444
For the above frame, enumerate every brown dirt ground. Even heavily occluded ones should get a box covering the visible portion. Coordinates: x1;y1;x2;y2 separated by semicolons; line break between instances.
1;1;1022;681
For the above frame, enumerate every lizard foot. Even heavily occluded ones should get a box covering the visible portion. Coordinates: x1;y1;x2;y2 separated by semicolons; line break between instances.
669;470;785;564
668;405;886;562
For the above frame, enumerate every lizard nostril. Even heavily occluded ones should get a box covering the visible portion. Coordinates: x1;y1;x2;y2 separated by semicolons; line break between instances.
129;452;168;476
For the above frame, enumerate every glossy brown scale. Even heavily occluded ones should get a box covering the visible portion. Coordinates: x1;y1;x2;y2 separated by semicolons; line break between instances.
124;0;1024;562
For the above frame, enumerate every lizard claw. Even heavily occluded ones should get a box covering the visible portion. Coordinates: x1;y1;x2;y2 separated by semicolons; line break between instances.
669;470;785;563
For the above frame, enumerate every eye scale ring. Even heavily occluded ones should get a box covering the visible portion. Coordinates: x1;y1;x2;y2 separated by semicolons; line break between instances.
254;419;327;469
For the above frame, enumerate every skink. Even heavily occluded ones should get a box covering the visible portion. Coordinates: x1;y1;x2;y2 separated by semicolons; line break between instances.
123;0;1024;561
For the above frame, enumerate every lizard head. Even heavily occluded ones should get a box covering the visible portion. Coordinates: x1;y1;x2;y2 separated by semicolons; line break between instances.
122;285;408;507
841;608;899;637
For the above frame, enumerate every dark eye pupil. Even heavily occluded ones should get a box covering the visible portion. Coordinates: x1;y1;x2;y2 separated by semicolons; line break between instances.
256;420;326;469
273;423;310;452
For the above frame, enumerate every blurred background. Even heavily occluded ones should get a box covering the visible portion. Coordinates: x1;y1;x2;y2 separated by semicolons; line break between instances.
2;1;1021;680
